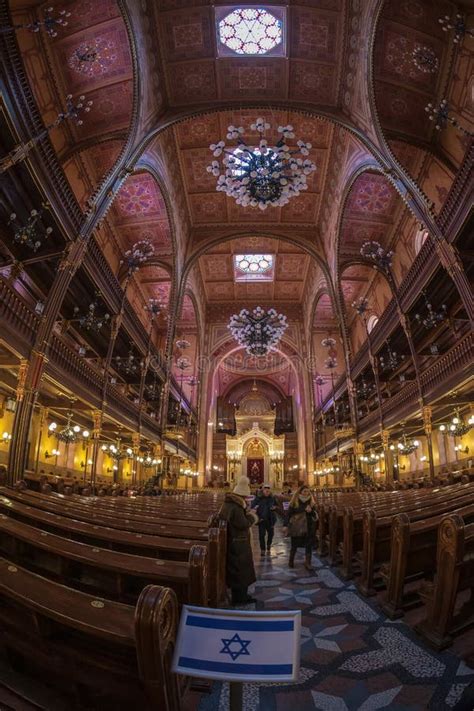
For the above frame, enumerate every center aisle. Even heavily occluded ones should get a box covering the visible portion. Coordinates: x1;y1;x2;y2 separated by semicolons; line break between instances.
198;527;474;711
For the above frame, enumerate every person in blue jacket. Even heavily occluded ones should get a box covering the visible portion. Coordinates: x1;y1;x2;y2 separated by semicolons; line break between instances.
252;483;278;556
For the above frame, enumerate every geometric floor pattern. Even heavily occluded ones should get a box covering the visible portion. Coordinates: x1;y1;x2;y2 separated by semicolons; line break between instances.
198;528;474;711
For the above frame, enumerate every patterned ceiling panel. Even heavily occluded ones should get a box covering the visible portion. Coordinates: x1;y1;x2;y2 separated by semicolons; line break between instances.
82;139;123;183
200;254;234;281
155;3;344;109
313;293;335;323
199;238;310;303
345;173;398;222
373;0;452;140
71;80;133;140
275;254;309;281
114;173;169;224
159;6;215;63
25;0;135;144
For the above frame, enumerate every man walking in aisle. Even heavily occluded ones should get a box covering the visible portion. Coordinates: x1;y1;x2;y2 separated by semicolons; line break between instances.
252;483;278;557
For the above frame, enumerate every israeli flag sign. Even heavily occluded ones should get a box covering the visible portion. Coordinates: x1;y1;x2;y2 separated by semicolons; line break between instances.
172;606;301;682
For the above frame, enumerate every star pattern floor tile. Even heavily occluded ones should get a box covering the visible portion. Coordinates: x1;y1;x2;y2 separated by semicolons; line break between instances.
197;530;474;710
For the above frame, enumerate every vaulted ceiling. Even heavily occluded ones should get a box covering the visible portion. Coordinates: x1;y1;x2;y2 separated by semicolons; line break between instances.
7;0;471;395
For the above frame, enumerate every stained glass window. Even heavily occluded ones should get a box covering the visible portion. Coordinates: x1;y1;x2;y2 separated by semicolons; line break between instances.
218;8;283;56
234;254;274;282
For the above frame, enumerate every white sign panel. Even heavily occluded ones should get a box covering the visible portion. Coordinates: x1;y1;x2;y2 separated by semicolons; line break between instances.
172;606;301;682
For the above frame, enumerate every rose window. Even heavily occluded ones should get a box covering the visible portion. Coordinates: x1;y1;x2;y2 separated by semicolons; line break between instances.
218;8;282;55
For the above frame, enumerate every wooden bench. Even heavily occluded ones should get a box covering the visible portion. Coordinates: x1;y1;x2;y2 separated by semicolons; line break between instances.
381;502;474;619
358;487;474;596
0;513;208;606
0;557;181;710
0;494;226;607
0;487;209;541
416;515;474;650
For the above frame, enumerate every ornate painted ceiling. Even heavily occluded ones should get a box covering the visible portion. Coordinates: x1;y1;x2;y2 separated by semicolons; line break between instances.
198;236;310;303
7;0;471;402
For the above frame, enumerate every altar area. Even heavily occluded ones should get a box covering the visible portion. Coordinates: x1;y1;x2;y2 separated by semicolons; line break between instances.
225;384;285;488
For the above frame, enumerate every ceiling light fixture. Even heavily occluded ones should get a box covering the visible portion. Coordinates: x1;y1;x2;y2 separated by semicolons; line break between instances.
208;118;316;210
228;306;287;356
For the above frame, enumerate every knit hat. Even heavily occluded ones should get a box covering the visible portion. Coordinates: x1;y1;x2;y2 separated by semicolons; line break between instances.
233;475;251;497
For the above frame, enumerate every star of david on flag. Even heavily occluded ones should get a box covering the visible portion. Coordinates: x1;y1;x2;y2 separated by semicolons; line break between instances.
220;633;251;661
173;606;301;682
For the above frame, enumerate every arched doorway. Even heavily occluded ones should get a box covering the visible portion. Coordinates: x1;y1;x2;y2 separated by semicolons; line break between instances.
245;438;266;485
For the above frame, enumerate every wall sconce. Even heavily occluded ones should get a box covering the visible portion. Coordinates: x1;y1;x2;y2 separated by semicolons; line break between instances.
1;431;12;443
420;455;428;462
5;397;16;412
454;444;469;454
45;449;60;459
48;422;58;435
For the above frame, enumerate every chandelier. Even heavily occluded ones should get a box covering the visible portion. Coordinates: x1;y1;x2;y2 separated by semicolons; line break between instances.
73;293;110;332
412;45;439;73
379;339;404;372
101;440;132;461
439;410;474;438
425;99;473;137
439;13;473;44
207;117;316;210
360;241;394;273
56;411;81;444
228;306;287;356
396;434;419;455
0;6;71;37
115;345;141;375
120;239;154;273
8;204;52;252
68;37;117;77
414;290;447;329
0;94;92;174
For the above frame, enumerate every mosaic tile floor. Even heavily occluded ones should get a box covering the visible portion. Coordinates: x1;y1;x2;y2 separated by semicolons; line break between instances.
198;528;474;711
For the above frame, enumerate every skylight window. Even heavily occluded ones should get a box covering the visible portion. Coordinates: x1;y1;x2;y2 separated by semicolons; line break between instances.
234;254;274;282
216;7;286;58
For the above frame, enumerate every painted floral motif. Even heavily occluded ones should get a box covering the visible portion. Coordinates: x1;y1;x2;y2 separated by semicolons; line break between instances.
351;178;395;215
117;182;155;215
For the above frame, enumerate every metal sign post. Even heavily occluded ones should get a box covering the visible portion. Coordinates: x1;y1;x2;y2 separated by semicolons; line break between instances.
229;681;243;711
172;606;301;710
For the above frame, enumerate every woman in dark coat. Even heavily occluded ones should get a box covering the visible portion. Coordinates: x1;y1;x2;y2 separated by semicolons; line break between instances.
284;484;317;571
218;475;259;604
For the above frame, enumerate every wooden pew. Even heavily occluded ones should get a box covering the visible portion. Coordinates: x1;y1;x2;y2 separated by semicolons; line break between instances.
381;502;474;619
0;558;181;710
416;514;474;650
0;487;208;541
0;495;226;607
358;488;474;596
0;513;208;606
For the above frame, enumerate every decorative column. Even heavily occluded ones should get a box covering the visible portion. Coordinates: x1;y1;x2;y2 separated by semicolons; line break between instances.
381;429;391;484
352;298;387;482
132;432;140;486
355;441;365;489
422;405;435;481
8;357;39;484
8;239;89;484
90;409;103;492
34;406;48;475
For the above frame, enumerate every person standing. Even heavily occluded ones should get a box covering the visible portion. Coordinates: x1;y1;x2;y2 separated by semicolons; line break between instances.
218;475;259;605
252;483;277;556
284;484;317;571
